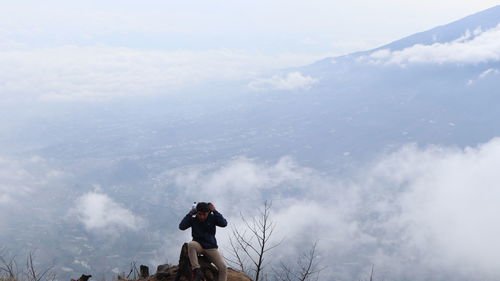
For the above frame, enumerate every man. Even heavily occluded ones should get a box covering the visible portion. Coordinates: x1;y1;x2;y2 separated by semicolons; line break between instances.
179;202;228;281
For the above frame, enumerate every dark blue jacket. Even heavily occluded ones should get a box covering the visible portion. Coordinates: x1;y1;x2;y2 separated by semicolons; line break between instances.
179;210;228;249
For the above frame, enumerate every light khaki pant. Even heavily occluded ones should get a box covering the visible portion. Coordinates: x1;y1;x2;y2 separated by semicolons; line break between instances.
187;241;227;281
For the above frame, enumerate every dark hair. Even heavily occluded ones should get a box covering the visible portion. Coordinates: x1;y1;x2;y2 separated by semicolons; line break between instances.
196;202;209;212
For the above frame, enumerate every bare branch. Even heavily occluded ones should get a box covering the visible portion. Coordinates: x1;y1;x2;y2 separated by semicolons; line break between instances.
225;235;247;272
24;251;55;281
272;242;324;281
0;250;19;280
227;200;280;281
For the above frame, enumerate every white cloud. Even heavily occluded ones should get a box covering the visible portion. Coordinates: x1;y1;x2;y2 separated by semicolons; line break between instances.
165;156;316;213
0;154;70;238
371;141;500;275
248;72;319;91
467;68;500;85
0;155;65;206
162;138;500;280
73;191;145;233
0;46;329;102
1;1;498;58
73;259;91;270
479;68;500;78
364;24;500;65
453;26;484;43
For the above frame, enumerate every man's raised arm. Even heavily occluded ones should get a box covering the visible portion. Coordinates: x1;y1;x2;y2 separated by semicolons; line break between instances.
179;213;194;230
209;203;227;227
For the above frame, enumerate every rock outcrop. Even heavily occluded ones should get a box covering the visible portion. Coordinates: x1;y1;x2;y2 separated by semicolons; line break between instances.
124;265;252;281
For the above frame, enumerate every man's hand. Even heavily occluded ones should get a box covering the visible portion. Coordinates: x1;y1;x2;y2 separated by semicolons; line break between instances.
208;203;216;212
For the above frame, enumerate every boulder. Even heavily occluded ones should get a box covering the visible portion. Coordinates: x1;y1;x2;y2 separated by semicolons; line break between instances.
144;265;252;281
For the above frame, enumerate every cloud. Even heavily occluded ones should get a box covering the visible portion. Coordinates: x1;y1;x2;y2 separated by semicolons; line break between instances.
478;68;500;78
467;68;500;85
248;72;319;91
0;46;330;102
0;154;70;245
2;1;498;58
363;24;500;65
73;191;145;233
165;157;317;212
161;138;500;280
3;136;500;280
370;141;500;275
0;155;65;206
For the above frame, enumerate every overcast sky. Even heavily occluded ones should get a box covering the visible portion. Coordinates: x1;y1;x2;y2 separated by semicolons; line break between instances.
0;1;499;102
2;3;500;280
2;1;499;55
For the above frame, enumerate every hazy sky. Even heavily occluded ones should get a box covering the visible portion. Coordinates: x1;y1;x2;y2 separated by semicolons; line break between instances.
1;1;498;102
2;3;500;280
2;1;499;55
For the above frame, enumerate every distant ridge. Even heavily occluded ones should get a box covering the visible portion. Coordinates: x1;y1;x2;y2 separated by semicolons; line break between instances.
312;4;500;65
375;5;500;52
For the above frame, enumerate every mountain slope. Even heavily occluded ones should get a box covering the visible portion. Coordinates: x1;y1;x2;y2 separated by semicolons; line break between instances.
375;4;500;52
311;4;500;64
3;6;500;281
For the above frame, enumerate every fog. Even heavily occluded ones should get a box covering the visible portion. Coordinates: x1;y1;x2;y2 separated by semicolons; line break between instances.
2;131;500;280
2;6;500;281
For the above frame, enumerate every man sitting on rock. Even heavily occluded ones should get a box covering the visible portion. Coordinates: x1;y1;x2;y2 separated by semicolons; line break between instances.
179;202;228;281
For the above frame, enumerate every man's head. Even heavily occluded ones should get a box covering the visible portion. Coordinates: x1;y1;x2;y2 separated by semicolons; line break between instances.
196;202;210;221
